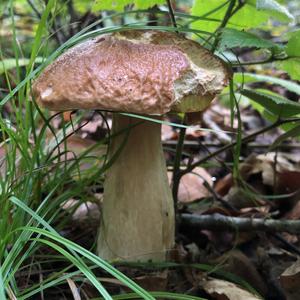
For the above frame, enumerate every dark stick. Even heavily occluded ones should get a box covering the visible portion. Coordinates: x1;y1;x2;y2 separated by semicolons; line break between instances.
166;0;178;30
181;213;300;234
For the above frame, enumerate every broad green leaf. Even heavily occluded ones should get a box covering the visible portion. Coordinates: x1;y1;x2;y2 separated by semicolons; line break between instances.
240;89;300;117
277;58;300;81
286;30;300;57
0;57;43;75
92;0;165;11
270;123;300;150
276;31;300;80
93;0;132;11
234;72;300;95
192;0;269;33
134;0;165;9
256;0;294;22
218;28;277;51
73;0;93;13
191;0;293;33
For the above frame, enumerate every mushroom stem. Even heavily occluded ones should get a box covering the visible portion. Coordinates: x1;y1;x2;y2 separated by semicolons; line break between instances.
97;114;175;261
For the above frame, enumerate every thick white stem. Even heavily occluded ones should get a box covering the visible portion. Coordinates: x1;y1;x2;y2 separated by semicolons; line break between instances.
97;114;175;261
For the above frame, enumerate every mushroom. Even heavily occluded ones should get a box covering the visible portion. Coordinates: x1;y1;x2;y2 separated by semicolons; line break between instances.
32;30;230;261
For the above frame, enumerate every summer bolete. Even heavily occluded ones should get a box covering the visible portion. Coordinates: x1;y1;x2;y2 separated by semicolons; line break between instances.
32;30;230;261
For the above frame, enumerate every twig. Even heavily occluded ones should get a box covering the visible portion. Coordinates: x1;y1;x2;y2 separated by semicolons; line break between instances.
211;0;236;52
166;0;184;228
181;213;300;234
166;0;178;30
163;141;300;149
180;117;300;176
271;233;300;256
27;0;42;19
172;119;186;228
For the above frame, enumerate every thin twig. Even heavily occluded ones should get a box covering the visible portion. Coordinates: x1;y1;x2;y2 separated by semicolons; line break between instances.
211;0;237;52
172;122;186;213
26;0;42;19
166;0;184;229
181;213;300;234
271;233;300;256
180;117;300;176
166;0;178;30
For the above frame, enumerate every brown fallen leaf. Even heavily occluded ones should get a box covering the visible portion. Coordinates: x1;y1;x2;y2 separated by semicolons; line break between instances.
161;124;176;141
212;250;268;297
280;259;300;300
56;135;107;178
201;277;262;300
240;152;300;188
168;167;213;203
133;271;168;292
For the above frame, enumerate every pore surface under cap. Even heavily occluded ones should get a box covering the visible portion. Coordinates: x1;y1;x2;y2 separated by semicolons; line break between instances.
32;30;230;114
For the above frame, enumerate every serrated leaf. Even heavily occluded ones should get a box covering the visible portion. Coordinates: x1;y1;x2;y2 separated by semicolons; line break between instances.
219;28;277;51
240;89;300;117
277;58;300;81
234;72;300;95
73;0;93;13
270;123;300;150
134;0;165;9
191;0;267;33
191;0;293;33
286;30;300;57
93;0;132;11
92;0;164;11
275;31;300;80
256;0;294;22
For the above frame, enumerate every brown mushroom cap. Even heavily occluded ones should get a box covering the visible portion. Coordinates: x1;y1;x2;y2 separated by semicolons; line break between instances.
32;30;231;115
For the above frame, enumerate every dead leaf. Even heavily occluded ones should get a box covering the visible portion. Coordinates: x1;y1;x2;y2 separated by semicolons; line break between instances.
212;250;267;296
133;271;168;291
161;124;176;141
241;152;300;188
285;201;300;220
201;278;262;300
66;278;81;300
58;135;107;177
280;259;300;300
215;173;233;197
168;167;213;203
62;199;100;221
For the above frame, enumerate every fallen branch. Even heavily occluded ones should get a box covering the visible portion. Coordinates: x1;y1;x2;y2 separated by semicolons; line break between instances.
181;213;300;234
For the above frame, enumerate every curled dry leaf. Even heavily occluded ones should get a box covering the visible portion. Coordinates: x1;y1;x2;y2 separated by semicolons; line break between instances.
241;152;300;188
201;278;262;300
280;259;300;300
168;167;213;203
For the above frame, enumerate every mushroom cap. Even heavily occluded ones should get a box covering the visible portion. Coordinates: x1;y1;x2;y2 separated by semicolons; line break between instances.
32;30;231;115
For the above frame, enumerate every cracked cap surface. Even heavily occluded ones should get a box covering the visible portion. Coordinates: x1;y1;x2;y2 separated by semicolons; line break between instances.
32;30;231;114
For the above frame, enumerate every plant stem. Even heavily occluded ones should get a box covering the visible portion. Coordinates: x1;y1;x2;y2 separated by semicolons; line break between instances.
211;0;236;52
166;0;178;30
172;119;186;217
